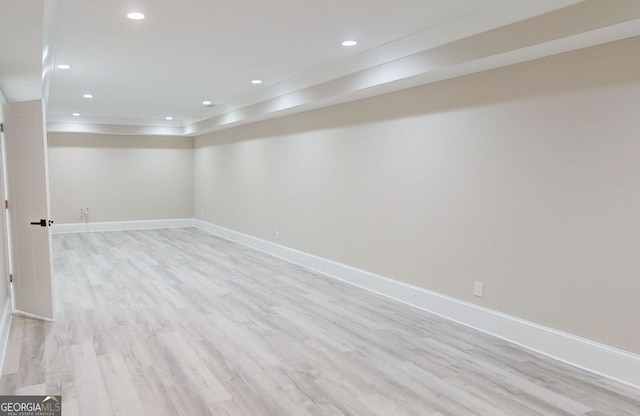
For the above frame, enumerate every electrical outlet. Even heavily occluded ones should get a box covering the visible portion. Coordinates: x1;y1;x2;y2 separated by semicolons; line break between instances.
474;281;483;297
275;230;280;240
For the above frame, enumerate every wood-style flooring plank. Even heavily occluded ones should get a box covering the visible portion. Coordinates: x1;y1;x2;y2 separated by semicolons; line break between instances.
0;227;638;416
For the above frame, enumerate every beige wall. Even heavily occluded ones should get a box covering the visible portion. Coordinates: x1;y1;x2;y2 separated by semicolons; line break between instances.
194;37;640;354
48;133;193;224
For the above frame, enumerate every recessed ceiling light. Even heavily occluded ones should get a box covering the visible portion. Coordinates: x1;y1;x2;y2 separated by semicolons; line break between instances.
342;40;358;47
72;113;80;117
83;94;94;99
251;79;263;84
56;64;71;69
202;100;212;106
165;116;173;120
126;11;145;20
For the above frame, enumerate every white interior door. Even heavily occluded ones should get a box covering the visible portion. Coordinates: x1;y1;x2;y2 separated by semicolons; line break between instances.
1;99;54;320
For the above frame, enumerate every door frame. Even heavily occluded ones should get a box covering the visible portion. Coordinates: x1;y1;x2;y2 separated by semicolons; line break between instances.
0;115;12;311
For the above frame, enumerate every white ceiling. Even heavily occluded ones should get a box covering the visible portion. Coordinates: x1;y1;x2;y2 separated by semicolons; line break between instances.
0;1;44;104
3;0;640;136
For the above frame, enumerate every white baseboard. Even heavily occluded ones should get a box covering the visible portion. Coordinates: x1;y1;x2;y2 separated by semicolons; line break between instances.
0;300;12;376
12;309;54;322
193;219;640;390
51;218;195;234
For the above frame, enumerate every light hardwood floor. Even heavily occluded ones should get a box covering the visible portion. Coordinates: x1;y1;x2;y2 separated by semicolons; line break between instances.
1;228;639;415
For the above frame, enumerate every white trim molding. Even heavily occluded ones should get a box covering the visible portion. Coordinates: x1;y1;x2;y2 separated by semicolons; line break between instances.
0;300;12;376
51;218;195;234
193;219;640;390
12;309;54;323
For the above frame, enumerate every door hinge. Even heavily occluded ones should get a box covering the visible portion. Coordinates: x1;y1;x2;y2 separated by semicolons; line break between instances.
4;200;7;209
0;123;3;133
9;274;12;283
